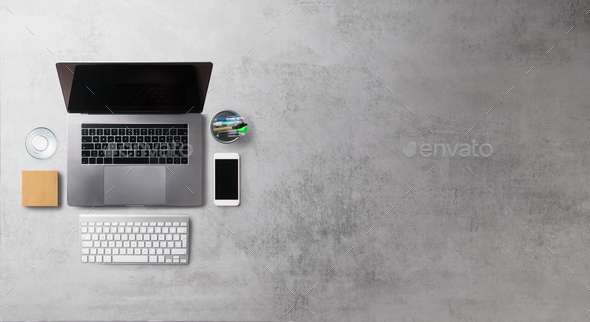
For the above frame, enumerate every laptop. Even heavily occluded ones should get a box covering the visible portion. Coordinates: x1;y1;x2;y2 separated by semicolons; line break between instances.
56;62;213;206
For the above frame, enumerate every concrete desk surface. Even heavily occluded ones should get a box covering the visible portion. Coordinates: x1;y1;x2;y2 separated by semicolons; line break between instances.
1;0;590;320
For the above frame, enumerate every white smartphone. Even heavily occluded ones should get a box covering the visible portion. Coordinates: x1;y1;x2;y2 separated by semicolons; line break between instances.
214;153;240;206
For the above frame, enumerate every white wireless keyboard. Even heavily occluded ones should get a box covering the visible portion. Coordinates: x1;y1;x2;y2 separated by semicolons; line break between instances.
79;214;189;264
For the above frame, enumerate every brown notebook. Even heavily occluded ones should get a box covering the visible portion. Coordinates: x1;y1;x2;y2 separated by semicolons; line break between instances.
22;171;58;206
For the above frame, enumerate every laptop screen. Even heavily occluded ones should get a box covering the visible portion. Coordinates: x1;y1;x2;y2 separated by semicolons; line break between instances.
58;63;212;114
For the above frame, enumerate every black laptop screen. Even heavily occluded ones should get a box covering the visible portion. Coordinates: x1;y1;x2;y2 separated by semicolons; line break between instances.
68;65;199;113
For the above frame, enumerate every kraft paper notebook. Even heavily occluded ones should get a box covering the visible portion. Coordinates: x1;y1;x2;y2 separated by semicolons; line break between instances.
22;170;58;206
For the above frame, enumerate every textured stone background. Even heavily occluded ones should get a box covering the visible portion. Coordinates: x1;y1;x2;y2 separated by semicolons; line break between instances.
1;0;590;320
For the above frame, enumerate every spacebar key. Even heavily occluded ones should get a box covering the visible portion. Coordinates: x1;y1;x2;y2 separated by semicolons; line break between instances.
112;158;150;164
112;255;149;263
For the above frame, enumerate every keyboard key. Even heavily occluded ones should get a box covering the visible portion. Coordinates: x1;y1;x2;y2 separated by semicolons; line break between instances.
89;158;96;164
96;158;104;164
112;255;148;263
112;158;150;164
93;136;99;143
96;129;103;135
115;136;122;142
82;129;89;135
178;129;187;135
91;151;97;157
104;129;111;136
155;129;162;135
89;129;96;135
82;136;92;142
82;151;90;157
141;129;147;135
133;129;140;135
108;136;114;142
181;158;188;164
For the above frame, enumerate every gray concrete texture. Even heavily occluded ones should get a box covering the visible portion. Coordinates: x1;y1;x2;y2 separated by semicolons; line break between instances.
1;0;590;320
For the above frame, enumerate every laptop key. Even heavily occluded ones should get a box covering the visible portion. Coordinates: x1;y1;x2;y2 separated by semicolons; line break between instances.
166;157;174;164
96;158;104;164
150;158;158;164
104;129;111;136
148;129;154;135
82;136;92;142
108;136;114;142
82;151;91;157
181;158;188;164
82;129;89;135
105;151;112;157
178;129;187;135
100;136;107;142
95;143;101;149
89;158;96;164
122;137;129;142
82;158;89;164
104;158;113;164
137;136;143;143
99;151;105;157
174;158;180;164
89;129;96;135
155;129;162;135
115;136;122;142
97;129;103;135
82;144;94;150
118;129;125;135
181;136;188;144
112;158;150;164
91;151;97;157
93;136;99;143
152;136;158;142
130;136;136;143
158;158;165;164
141;129;147;135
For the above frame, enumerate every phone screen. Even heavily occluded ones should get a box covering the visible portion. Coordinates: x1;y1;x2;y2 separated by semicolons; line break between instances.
215;159;239;200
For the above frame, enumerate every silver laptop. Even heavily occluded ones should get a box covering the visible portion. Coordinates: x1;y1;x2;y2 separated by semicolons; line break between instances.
56;62;213;206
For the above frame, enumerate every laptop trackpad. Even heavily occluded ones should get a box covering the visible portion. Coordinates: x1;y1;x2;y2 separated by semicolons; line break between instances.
104;166;166;205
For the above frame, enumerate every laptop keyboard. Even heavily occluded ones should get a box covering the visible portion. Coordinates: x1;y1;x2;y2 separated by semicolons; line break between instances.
81;124;189;165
